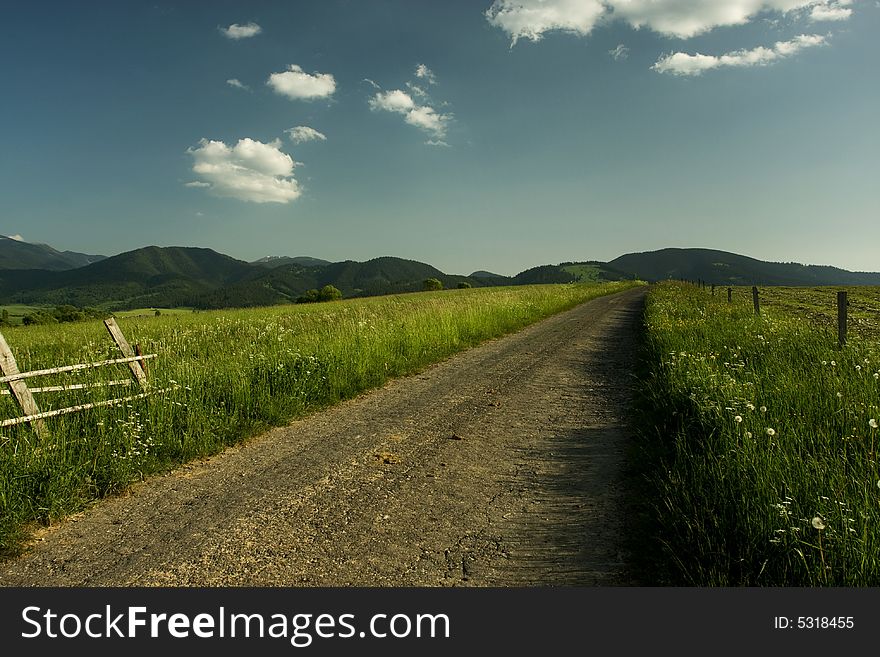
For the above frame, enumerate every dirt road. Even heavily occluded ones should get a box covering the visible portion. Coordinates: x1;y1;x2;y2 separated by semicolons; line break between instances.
0;286;646;587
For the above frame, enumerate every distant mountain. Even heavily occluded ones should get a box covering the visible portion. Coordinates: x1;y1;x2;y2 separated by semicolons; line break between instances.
0;246;258;308
194;256;483;308
470;270;506;279
252;256;332;268
608;248;880;286
0;235;105;271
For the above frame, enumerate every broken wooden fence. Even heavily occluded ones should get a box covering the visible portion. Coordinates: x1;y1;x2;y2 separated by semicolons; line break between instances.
0;318;165;438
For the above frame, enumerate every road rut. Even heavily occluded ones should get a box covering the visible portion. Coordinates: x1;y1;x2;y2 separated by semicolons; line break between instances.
0;286;646;586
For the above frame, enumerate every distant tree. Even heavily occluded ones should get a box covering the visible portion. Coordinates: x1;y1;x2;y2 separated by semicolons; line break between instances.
296;289;321;304
318;285;342;301
423;278;443;291
154;309;162;316
0;309;8;326
456;282;472;289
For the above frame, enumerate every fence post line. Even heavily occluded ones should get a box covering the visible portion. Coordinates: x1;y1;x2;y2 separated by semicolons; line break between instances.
838;290;848;348
752;286;760;315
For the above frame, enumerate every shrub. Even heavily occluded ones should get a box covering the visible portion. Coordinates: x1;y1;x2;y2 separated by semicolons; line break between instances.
423;278;443;291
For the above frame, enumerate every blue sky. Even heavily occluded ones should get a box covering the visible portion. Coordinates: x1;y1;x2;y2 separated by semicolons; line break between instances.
1;1;877;276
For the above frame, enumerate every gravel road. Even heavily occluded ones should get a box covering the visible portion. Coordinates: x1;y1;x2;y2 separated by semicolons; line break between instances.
0;286;646;587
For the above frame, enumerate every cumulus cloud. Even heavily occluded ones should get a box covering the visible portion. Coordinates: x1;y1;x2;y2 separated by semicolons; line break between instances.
414;63;437;84
226;78;250;91
267;65;336;101
486;0;606;44
810;1;853;21
220;22;262;40
369;89;450;139
285;126;327;144
609;43;629;60
486;1;843;41
652;33;827;75
187;138;301;203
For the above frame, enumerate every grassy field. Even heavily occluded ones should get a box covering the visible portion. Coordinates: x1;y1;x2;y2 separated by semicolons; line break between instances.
0;304;43;325
0;281;640;554
634;282;880;585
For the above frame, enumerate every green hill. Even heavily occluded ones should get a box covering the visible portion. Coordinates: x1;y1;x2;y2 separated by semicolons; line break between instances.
0;246;257;309
0;235;105;271
608;248;880;286
252;256;332;268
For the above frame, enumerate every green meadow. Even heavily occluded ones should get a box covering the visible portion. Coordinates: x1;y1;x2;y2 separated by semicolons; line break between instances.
634;282;880;585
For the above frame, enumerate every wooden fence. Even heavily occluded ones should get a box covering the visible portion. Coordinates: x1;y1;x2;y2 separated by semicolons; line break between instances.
0;318;166;438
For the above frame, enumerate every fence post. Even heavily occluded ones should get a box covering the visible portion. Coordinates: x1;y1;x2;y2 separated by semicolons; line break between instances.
0;331;49;438
838;291;847;348
711;284;715;296
727;287;732;303
752;286;760;315
104;318;149;389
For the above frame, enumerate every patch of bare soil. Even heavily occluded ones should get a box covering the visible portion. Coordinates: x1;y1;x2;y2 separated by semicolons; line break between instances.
0;287;646;587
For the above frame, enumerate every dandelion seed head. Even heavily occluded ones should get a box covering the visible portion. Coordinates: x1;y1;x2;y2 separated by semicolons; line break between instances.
766;428;776;436
734;415;743;423
870;419;879;429
745;432;752;439
811;516;826;530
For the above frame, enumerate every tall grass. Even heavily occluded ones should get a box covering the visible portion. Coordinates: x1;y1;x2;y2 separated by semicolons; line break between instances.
0;282;640;555
633;282;880;585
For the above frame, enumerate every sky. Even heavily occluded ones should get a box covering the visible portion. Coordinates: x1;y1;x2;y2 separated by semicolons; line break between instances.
1;0;878;276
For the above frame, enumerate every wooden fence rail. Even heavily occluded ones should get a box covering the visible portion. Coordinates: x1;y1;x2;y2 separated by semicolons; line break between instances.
0;318;164;438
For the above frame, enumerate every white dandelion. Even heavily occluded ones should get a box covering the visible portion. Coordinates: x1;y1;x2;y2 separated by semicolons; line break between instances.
870;419;878;429
766;428;776;437
811;516;826;531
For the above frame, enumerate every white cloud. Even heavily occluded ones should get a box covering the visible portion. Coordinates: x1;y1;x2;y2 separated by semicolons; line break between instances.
652;33;827;75
285;126;327;144
362;78;381;89
425;139;451;147
414;63;437;84
220;22;262;40
810;2;853;21
184;181;211;188
187;138;301;204
406;82;429;98
226;78;250;91
370;89;416;113
369;89;451;139
5;234;24;241
609;43;629;60
486;0;606;44
487;1;840;41
267;65;336;101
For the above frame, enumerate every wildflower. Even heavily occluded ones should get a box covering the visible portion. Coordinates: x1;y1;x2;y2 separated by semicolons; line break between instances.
831;361;836;366
837;392;843;399
856;365;862;372
822;360;827;366
874;373;879;380
870;419;878;429
734;415;743;423
745;432;753;439
766;428;776;437
746;403;755;411
760;406;767;413
811;517;826;531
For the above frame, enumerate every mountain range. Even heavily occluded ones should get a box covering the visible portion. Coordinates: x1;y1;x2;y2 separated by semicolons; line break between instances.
1;237;878;312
